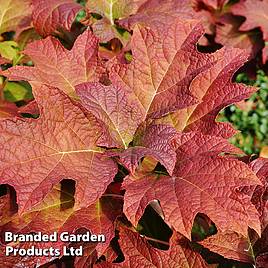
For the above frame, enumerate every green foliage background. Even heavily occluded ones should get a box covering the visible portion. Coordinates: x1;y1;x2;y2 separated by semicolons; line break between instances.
220;71;268;155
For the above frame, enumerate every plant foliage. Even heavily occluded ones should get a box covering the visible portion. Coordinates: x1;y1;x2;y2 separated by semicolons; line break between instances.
0;0;267;268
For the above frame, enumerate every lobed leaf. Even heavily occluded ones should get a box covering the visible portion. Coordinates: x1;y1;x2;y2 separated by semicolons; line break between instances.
123;132;261;239
111;124;178;175
0;84;117;213
0;187;122;266
76;82;144;148
113;226;210;268
1;30;101;99
232;0;268;41
200;231;253;263
110;19;220;119
156;47;256;138
118;0;197;30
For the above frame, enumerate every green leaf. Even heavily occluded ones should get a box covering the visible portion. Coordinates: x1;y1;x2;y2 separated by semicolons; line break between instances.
4;82;32;102
0;41;23;65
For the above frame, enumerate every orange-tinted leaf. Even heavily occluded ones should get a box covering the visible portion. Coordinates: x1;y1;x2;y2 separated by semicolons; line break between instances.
0;242;55;268
2;30;101;99
215;13;262;60
156;48;256;138
115;226;210;267
87;0;146;22
91;18;122;44
0;187;122;266
123;132;261;239
201;231;253;263
110;20;220;119
260;147;268;158
216;22;254;51
0;84;117;213
118;0;197;30
0;0;31;35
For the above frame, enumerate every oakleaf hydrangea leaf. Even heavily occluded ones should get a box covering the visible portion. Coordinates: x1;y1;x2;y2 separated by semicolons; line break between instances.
0;84;117;213
123;132;261;239
115;226;210;268
2;30;101;99
32;0;82;37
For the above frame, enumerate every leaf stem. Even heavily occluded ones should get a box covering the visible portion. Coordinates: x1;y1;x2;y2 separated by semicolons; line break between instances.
141;235;170;246
102;193;124;199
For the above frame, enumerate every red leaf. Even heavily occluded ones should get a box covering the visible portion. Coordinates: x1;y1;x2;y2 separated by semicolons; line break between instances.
156;47;256;138
215;14;260;57
1;30;101;99
256;253;268;268
0;187;122;266
0;84;117;213
232;0;268;41
110;20;220;119
18;100;39;115
32;0;82;37
114;226;210;267
174;131;243;158
249;158;268;230
0;100;20;118
76;82;144;148
118;0;197;30
123;132;261;239
111;124;178;175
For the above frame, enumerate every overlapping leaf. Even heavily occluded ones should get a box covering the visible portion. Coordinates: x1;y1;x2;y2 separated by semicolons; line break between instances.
110;19;223;119
232;0;268;41
86;0;145;43
0;84;117;213
213;12;262;60
32;0;82;37
123;132;261;239
0;100;20;118
0;1;264;267
76;82;144;148
112;124;178;175
88;0;145;23
156;47;256;138
118;0;197;30
0;185;122;267
113;226;210;268
249;158;268;230
231;0;268;62
200;231;253;263
199;158;268;264
2;30;101;99
77;82;179;172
